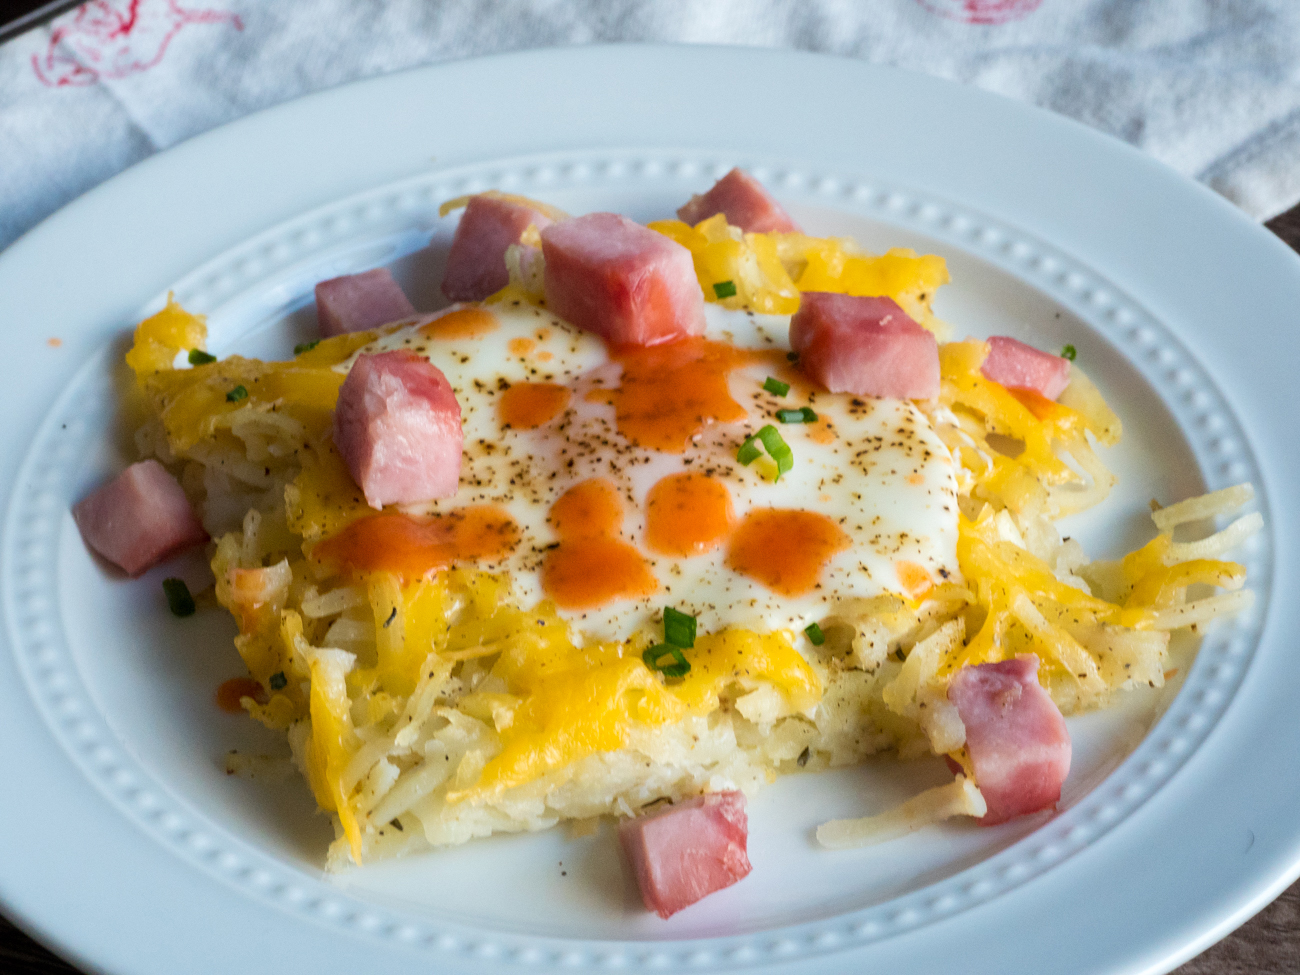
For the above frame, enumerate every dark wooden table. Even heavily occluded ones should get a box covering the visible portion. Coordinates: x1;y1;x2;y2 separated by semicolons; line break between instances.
4;207;1298;975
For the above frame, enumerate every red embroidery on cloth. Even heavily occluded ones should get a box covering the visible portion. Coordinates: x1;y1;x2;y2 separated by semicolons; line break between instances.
32;0;242;87
915;0;1042;25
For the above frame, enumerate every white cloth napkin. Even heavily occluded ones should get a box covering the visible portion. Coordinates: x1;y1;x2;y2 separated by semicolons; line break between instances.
4;0;1300;251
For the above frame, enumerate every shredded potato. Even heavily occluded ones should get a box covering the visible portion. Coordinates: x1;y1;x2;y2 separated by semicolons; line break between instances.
1165;513;1264;563
122;211;1261;867
1147;590;1256;630
816;776;987;849
1152;483;1255;531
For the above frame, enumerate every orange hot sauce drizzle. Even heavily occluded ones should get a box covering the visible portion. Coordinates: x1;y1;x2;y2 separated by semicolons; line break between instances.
418;307;498;341
311;506;520;583
507;337;536;356
726;508;851;597
216;676;266;714
498;382;572;430
589;337;771;452
807;417;837;445
644;472;735;557
895;560;935;601
541;479;657;609
1006;386;1077;425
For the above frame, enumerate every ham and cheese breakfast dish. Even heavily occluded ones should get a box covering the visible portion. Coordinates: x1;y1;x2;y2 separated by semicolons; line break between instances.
74;169;1260;919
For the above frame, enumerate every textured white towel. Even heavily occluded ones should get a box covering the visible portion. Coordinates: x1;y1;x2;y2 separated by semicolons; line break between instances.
4;0;1300;251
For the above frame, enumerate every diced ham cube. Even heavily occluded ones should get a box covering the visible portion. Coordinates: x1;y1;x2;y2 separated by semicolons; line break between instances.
980;336;1072;401
315;268;416;338
948;655;1072;826
619;791;752;919
676;168;801;234
789;292;939;400
333;350;463;508
541;213;706;347
72;459;208;576
442;193;558;302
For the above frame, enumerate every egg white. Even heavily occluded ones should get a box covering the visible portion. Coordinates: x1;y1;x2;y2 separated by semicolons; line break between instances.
348;302;960;642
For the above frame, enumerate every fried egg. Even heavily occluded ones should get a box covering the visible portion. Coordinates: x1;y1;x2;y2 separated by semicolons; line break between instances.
346;301;960;641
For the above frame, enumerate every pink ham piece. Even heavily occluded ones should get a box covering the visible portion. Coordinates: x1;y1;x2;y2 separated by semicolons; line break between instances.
789;292;939;399
333;350;463;508
72;459;208;576
541;213;706;346
948;655;1072;826
676;168;801;234
442;193;558;302
315;268;416;338
619;791;752;919
980;336;1072;401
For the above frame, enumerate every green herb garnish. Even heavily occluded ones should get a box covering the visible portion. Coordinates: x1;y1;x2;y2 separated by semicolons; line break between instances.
1061;344;1077;361
644;608;698;677
756;424;793;478
643;644;691;678
226;385;248;402
187;349;216;365
162;578;195;617
736;436;763;466
776;407;817;424
804;622;825;646
269;671;287;691
763;376;790;397
294;340;320;355
663;607;697;648
713;280;737;299
736;424;794;479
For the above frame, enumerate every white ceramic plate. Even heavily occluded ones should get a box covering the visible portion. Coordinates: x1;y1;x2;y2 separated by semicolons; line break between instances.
0;46;1294;975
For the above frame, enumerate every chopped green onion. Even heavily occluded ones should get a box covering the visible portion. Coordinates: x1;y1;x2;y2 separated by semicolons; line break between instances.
763;376;790;397
713;280;738;299
663;607;697;648
294;339;320;355
226;385;248;403
756;424;793;478
804;622;825;646
187;349;216;365
162;578;195;617
738;425;795;479
736;435;763;466
776;407;818;424
643;644;691;678
786;351;799;362
269;671;287;691
1061;344;1077;361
